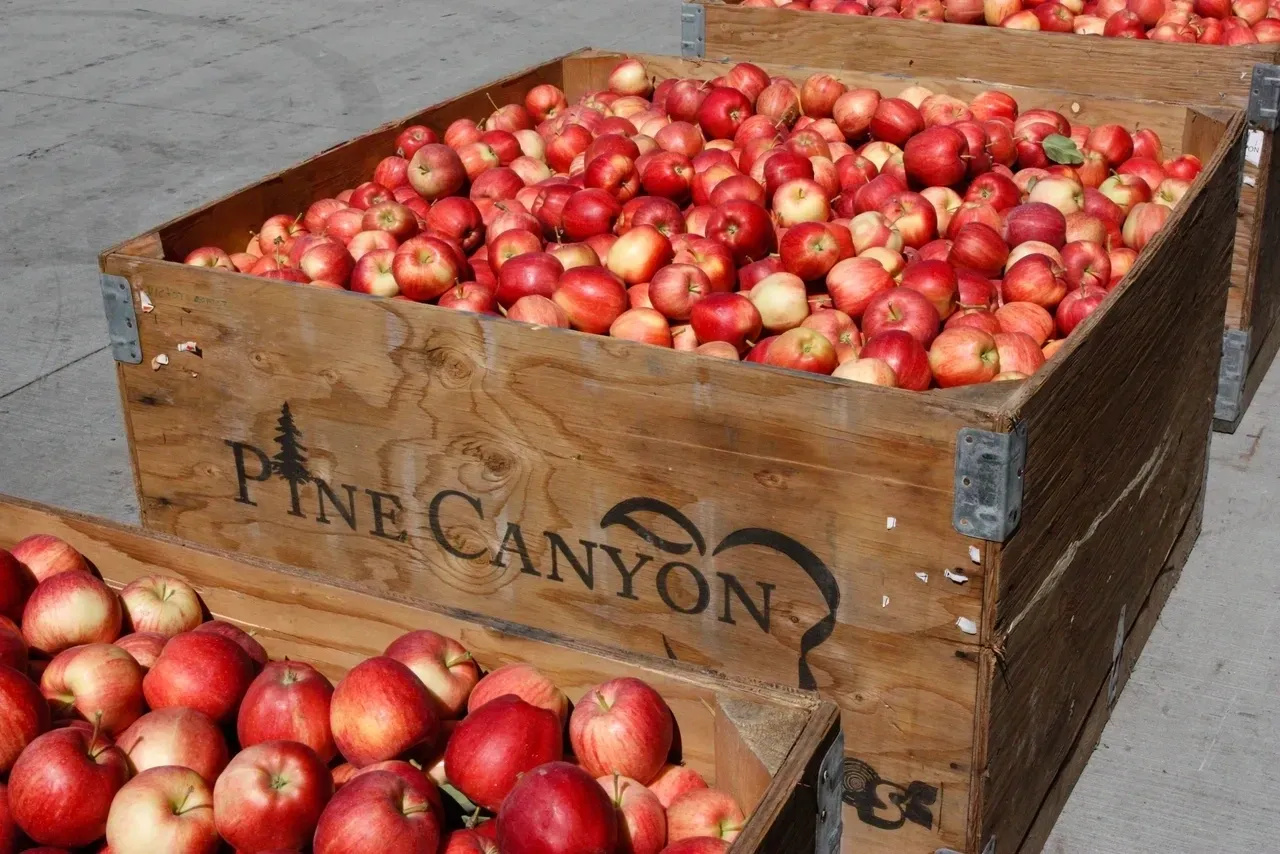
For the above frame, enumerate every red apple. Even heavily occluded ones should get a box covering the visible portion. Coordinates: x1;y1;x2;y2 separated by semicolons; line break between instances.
1122;202;1171;251
349;182;394;211
870;98;925;146
8;726;129;847
439;281;498;314
600;774;667;854
445;694;562;811
690;293;764;352
396;125;438;158
901;259;959;319
118;576;201;638
649;264;712;320
184;246;235;269
0;615;24;673
303;199;349;235
863;285;942;346
697;87;754;141
190;619;267;667
0;663;48;772
41;643;143;736
948;223;1008;277
570;678;674;784
927;327;1000;387
903;126;969;188
611;308;674;346
763;327;840;374
673;238;736;292
393;236;462;302
468;662;570;722
554;266;629;334
992;331;1047;376
749;272;811;332
508;294;570;327
1057;284;1108;335
826;257;895;319
647;765;709;809
114;631;166;671
964;172;1020;213
608;225;674;285
237;661;336;762
409;144;466;200
23;572;122;657
666;789;746;843
525;85;567;126
1002;253;1068;309
661;840;730;854
996;301;1056;345
879;191;937;248
497;761;618;854
1061;241;1112;290
330;656;438;768
116;707;228;783
384;630;479;720
0;550;34;623
631;196;688;239
496;252;563;309
799;73;848;119
774;178;830;226
1003;202;1067;249
105;765;217;854
213;740;332;852
9;535;90;583
350;248;399;297
779;222;841;280
143;630;254;724
860;330;933;390
313;768;442;854
705;200;775;264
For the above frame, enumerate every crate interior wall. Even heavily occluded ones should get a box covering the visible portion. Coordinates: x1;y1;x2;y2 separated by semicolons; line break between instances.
688;0;1280;431
0;494;844;854
98;50;1244;854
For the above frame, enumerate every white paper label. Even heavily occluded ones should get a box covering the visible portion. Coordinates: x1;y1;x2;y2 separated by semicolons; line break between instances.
1246;129;1264;168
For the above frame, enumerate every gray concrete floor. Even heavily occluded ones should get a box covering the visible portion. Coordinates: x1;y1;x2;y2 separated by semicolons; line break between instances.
0;3;1276;851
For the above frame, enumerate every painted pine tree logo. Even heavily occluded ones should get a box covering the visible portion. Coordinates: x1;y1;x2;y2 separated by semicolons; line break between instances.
270;402;311;517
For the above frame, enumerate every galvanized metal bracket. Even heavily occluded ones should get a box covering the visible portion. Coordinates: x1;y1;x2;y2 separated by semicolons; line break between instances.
681;3;706;58
1214;328;1250;424
953;423;1027;542
1248;63;1280;133
1107;604;1127;708
815;731;845;854
100;273;142;365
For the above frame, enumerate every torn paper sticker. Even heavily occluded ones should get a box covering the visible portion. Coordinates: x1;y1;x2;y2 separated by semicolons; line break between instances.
968;545;981;564
945;568;970;584
150;353;169;371
177;341;202;357
139;291;154;313
915;572;929;583
886;516;897;530
956;616;978;635
881;596;890;608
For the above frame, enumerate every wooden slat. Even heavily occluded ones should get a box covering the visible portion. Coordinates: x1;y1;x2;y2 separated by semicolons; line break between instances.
0;494;842;854
977;109;1242;854
698;2;1280;109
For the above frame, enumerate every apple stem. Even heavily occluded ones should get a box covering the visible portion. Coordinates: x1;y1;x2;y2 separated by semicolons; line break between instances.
173;785;199;815
88;711;106;758
486;92;500;113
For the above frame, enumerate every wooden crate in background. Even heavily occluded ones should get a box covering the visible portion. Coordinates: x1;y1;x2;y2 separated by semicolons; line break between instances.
684;0;1280;431
97;50;1244;854
0;494;845;854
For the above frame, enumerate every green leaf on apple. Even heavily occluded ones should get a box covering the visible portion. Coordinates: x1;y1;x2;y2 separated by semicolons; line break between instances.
1043;134;1084;166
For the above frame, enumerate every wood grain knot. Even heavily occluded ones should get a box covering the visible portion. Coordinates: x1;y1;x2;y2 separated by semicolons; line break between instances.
753;470;790;489
423;346;474;389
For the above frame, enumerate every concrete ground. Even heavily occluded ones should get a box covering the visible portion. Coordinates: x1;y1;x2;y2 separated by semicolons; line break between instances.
1;3;1276;851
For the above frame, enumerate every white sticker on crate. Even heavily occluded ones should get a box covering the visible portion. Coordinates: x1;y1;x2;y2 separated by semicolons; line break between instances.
1247;129;1263;168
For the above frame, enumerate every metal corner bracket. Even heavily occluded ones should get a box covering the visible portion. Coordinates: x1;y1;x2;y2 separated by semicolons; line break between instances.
100;273;142;364
953;423;1027;542
1214;328;1250;424
681;3;706;58
815;731;845;854
1248;63;1280;133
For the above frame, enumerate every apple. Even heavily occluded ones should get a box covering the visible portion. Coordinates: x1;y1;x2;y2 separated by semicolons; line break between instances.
570;678;674;785
756;83;802;126
920;93;973;127
23;572;122;657
869;98;925;146
329;656;439;768
965;172;1020;213
324;208;365;243
863;285;942;347
396;125;437;159
313;768;442;854
745;271;812;334
608;225;675;285
773;178;831;226
497;762;618;854
611;308;674;346
392;236;462;302
779;222;841;280
630;196;688;239
10;535;90;582
948;223;1008;277
901;259;959;319
235;661;337;762
761;151;814;198
992;331;1047;376
879;192;937;248
660;840;730;854
666;80;712;124
350;247;403;297
443;694;563;811
860;329;933;390
647;765;709;809
116;707;228;783
0;663;48;772
1063;211;1108;245
1006;240;1063;271
852;174;905;217
409;144;467;200
705;200;775;264
1164;154;1203;181
1061;241;1112;290
213;740;332;852
446;828;501;853
489;227;543;271
41;643;144;736
904;126;969;188
349;182;394;211
1153;177;1191;209
550;241;601;272
673;238;736;293
118;576;202;638
1002;253;1068;309
553;266;630;334
800;73;849;119
826;257;896;319
114;631;167;671
143;629;255;724
918;238;953;263
690;293;764;353
508;294;571;328
739;256;786;293
104;765;217;854
763;327;840;374
697;87;754;142
666;789;746;843
380;630;478;720
184;246;235;269
439;281;498;314
649;264;712;320
8;726;129;847
303;198;348;235
928;327;1001;387
693;341;739;359
348;229;400;261
1057;284;1108;335
848;211;903;254
1122;202;1171;251
0;615;24;673
468;662;570;722
600;774;667;854
921;186;963;236
1002;202;1067;249
423;196;483;253
996;301;1056;345
834;356;898;386
1028;176;1084;216
0;549;34;624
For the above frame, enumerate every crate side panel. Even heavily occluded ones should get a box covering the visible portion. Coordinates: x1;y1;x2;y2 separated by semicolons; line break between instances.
980;115;1243;853
109;256;992;853
699;4;1279;109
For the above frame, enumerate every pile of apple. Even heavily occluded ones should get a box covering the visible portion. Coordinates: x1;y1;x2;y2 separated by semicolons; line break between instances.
184;57;1196;390
757;0;1280;44
0;535;745;854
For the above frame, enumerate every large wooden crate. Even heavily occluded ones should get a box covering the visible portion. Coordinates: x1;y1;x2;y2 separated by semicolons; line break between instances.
685;0;1280;431
0;494;844;854
97;50;1243;854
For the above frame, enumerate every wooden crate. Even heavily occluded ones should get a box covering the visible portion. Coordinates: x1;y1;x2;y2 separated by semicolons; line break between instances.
685;0;1280;432
0;494;844;854
96;50;1243;854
